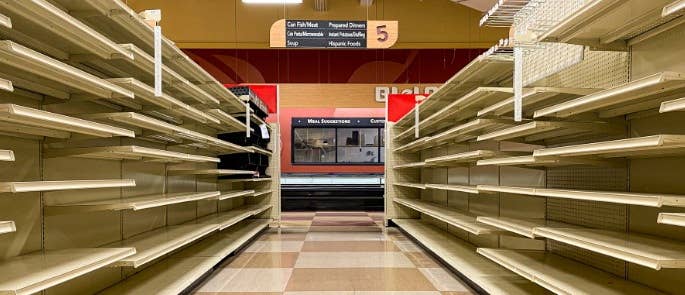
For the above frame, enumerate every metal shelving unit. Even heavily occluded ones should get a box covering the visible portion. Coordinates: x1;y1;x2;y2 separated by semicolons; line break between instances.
44;191;221;214
0;179;136;193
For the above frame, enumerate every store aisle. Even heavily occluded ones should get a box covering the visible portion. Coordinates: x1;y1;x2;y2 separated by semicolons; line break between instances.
192;212;475;294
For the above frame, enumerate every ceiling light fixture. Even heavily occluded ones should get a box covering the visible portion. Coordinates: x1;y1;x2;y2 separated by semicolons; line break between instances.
242;0;303;4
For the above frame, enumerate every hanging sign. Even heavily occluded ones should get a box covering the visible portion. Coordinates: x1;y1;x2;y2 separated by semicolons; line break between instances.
270;19;398;49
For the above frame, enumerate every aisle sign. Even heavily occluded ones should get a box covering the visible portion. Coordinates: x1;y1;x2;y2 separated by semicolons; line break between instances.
270;19;398;49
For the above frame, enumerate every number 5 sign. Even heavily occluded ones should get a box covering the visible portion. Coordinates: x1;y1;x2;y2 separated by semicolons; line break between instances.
367;21;398;48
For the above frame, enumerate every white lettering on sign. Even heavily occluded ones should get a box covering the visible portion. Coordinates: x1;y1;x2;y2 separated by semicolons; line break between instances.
375;86;439;102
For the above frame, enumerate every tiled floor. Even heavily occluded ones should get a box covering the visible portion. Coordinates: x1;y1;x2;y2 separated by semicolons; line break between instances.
192;211;474;295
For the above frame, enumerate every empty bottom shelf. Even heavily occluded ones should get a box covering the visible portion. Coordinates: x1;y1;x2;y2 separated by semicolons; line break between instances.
0;221;15;235
392;219;548;295
99;219;269;294
477;249;664;295
0;248;135;295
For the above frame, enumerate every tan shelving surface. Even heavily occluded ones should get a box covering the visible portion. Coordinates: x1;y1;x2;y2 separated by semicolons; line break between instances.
476;216;547;239
0;104;135;139
0;220;16;235
167;169;256;177
393;182;427;190
476;155;614;168
538;0;682;49
0;179;136;193
107;224;219;268
44;191;221;214
0;12;10;29
394;198;501;235
393;219;547;294
99;220;269;295
0;248;136;295
477;184;685;207
535;226;685;270
393;161;426;170
251;190;273;197
658;213;685;227
425;150;508;166
217;190;255;201
533;134;685;158
0;0;132;60
477;121;622;142
425;183;480;194
0;77;12;92
534;72;685;119
205;109;247;132
82;112;251;153
0;150;15;162
0;40;133;100
106;78;219;125
44;145;220;163
220;178;272;183
394;52;513;129
477;87;599;117
477;249;665;294
195;204;272;230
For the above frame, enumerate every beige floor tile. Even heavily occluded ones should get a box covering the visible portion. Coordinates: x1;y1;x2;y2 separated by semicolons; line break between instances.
392;239;424;252
195;293;283;295
197;268;292;292
301;241;400;252
284;292;354;295
259;232;308;241
419;268;472;292
226;252;299;268
285;268;436;291
440;292;473;295
305;232;386;241
355;292;441;295
295;252;414;268
245;241;304;253
404;252;442;268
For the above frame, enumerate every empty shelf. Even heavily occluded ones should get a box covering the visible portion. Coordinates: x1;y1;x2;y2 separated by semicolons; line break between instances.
660;96;685;113
394;138;431;153
533;135;685;159
477;185;685;207
426;118;512;145
44;146;219;163
477;87;599;117
425;183;480;194
480;0;531;27
658;213;685;227
217;190;255;200
196;204;272;230
393;219;547;295
535;226;685;270
82;112;251;154
220;178;272;183
395;52;513;128
107;224;219;268
251;190;273;197
99;220;269;295
106;78;219;125
0;248;135;295
250;146;273;156
0;221;15;235
393;162;426;169
425;150;506;166
0;179;135;193
0;104;134;139
45;191;221;214
477;249;665;295
0;150;15;161
394;198;500;235
0;40;133;100
393;182;426;189
538;0;683;48
167;169;256;177
410;87;514;137
477;121;622;142
0;0;132;60
664;0;685;17
0;77;12;92
476;155;614;168
476;217;547;239
205;109;247;132
534;72;685;119
0;12;10;29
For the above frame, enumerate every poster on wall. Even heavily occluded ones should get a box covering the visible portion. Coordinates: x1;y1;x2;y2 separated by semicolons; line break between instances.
270;19;398;49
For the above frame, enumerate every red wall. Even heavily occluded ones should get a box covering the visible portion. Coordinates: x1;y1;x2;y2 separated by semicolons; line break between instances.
280;108;385;174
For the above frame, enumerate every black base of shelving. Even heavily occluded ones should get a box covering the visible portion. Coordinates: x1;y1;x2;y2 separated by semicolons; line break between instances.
282;184;384;211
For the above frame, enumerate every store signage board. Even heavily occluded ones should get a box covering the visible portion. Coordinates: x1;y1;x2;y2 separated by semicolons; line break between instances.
270;19;398;49
293;117;385;127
